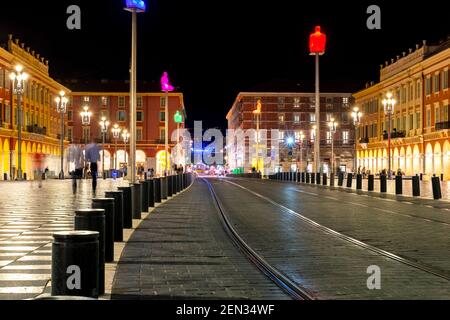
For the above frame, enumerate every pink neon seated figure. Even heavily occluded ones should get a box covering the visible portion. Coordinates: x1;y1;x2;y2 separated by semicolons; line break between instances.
161;72;174;92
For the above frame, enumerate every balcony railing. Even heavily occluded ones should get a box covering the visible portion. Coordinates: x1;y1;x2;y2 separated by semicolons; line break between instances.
383;130;406;140
26;125;47;136
359;137;369;144
435;121;450;130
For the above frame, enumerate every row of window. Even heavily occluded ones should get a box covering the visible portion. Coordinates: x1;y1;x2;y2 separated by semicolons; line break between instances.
277;112;349;123
425;70;449;95
67;109;168;122
82;96;167;108
278;130;351;144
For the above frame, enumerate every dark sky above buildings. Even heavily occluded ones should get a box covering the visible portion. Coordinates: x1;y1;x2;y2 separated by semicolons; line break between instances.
1;0;449;130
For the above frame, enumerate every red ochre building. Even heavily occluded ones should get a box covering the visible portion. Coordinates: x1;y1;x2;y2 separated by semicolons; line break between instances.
63;79;186;176
1;35;70;180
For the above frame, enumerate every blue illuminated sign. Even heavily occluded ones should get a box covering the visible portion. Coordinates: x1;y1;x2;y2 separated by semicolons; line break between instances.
125;0;146;11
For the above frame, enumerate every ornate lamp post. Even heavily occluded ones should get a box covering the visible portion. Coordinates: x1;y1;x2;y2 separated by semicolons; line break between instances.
9;65;28;180
173;110;183;167
80;105;92;145
351;106;363;173
55;91;68;179
125;0;146;184
328;118;338;174
383;92;395;179
99;117;110;179
112;124;122;170
298;131;305;172
309;26;326;175
122;129;130;167
161;71;174;176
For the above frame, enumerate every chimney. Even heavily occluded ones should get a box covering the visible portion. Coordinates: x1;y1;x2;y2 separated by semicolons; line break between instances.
385;61;389;66
422;40;427;46
15;38;19;45
396;55;400;60
36;53;40;59
26;47;30;53
31;50;35;57
391;58;394;64
402;52;406;57
45;60;49;66
21;43;25;49
8;34;13;41
416;44;420;50
409;48;412;54
380;64;383;70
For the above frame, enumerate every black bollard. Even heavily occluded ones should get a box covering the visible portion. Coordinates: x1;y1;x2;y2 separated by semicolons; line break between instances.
167;175;173;197
368;175;374;191
172;175;177;194
395;175;403;195
139;181;149;213
356;174;362;190
346;173;353;188
105;191;124;242
306;172;310;183
330;173;334;187
91;198;115;262
74;209;105;295
380;174;387;193
117;186;133;229
133;183;142;219
412;175;420;197
24;173;27;180
154;178;162;203
316;173;321;185
161;177;167;200
147;179;155;209
322;173;327;186
420;173;423;181
297;172;301;183
432;176;442;200
301;172;305;183
311;172;315;184
52;231;99;298
338;172;344;187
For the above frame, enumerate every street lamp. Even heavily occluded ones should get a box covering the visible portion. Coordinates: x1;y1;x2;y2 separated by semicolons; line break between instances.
161;71;174;176
382;92;395;179
80;105;92;145
298;131;305;172
328;118;338;174
112;124;122;170
351;106;363;173
9;65;28;180
99;117;110;179
122;129;130;168
174;110;183;168
309;26;326;175
125;0;146;184
55;90;69;179
253;99;262;173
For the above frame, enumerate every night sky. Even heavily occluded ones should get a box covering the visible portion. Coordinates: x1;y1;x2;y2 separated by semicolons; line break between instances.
1;0;449;130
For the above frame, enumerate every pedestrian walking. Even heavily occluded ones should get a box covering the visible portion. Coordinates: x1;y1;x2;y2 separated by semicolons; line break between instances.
32;152;45;188
67;143;84;193
84;139;101;192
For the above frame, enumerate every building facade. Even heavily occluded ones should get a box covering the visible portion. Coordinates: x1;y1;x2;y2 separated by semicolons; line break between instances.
0;35;70;180
226;92;355;175
65;80;186;176
353;37;450;180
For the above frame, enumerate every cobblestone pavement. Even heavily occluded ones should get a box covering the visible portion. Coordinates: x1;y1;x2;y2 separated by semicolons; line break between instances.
111;179;290;300
215;177;450;299
0;178;129;300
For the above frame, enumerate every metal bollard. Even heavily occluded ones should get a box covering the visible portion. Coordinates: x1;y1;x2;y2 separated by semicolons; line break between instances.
154;177;162;203
177;174;181;193
322;173;327;186
105;191;124;242
346;173;353;188
52;231;99;298
432;176;442;200
316;173;321;185
330;173;334;187
380;174;387;193
338;172;344;187
420;173;423;181
356;174;362;190
161;177;168;200
24;173;27;180
296;172;301;183
172;175;177;195
368;175;374;191
117;186;133;229
301;172;305;183
168;175;173;197
139;181;149;213
395;175;403;195
74;209;105;295
311;172;315;184
133;183;142;219
3;173;7;181
412;175;420;197
147;179;155;208
91;198;115;262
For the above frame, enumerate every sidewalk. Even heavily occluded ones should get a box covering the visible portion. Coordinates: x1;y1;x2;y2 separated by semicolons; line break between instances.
111;179;289;300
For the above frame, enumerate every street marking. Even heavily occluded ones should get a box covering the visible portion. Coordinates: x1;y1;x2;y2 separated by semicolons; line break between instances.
0;286;44;294
18;256;52;262
0;273;50;281
0;246;39;251
2;265;51;270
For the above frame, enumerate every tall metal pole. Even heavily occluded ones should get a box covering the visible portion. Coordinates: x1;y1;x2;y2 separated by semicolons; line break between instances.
300;141;303;172
331;131;334;174
129;8;137;184
60;111;64;179
165;90;169;176
255;113;260;172
314;53;320;174
17;92;23;180
102;131;105;179
114;138;118;170
388;113;392;179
